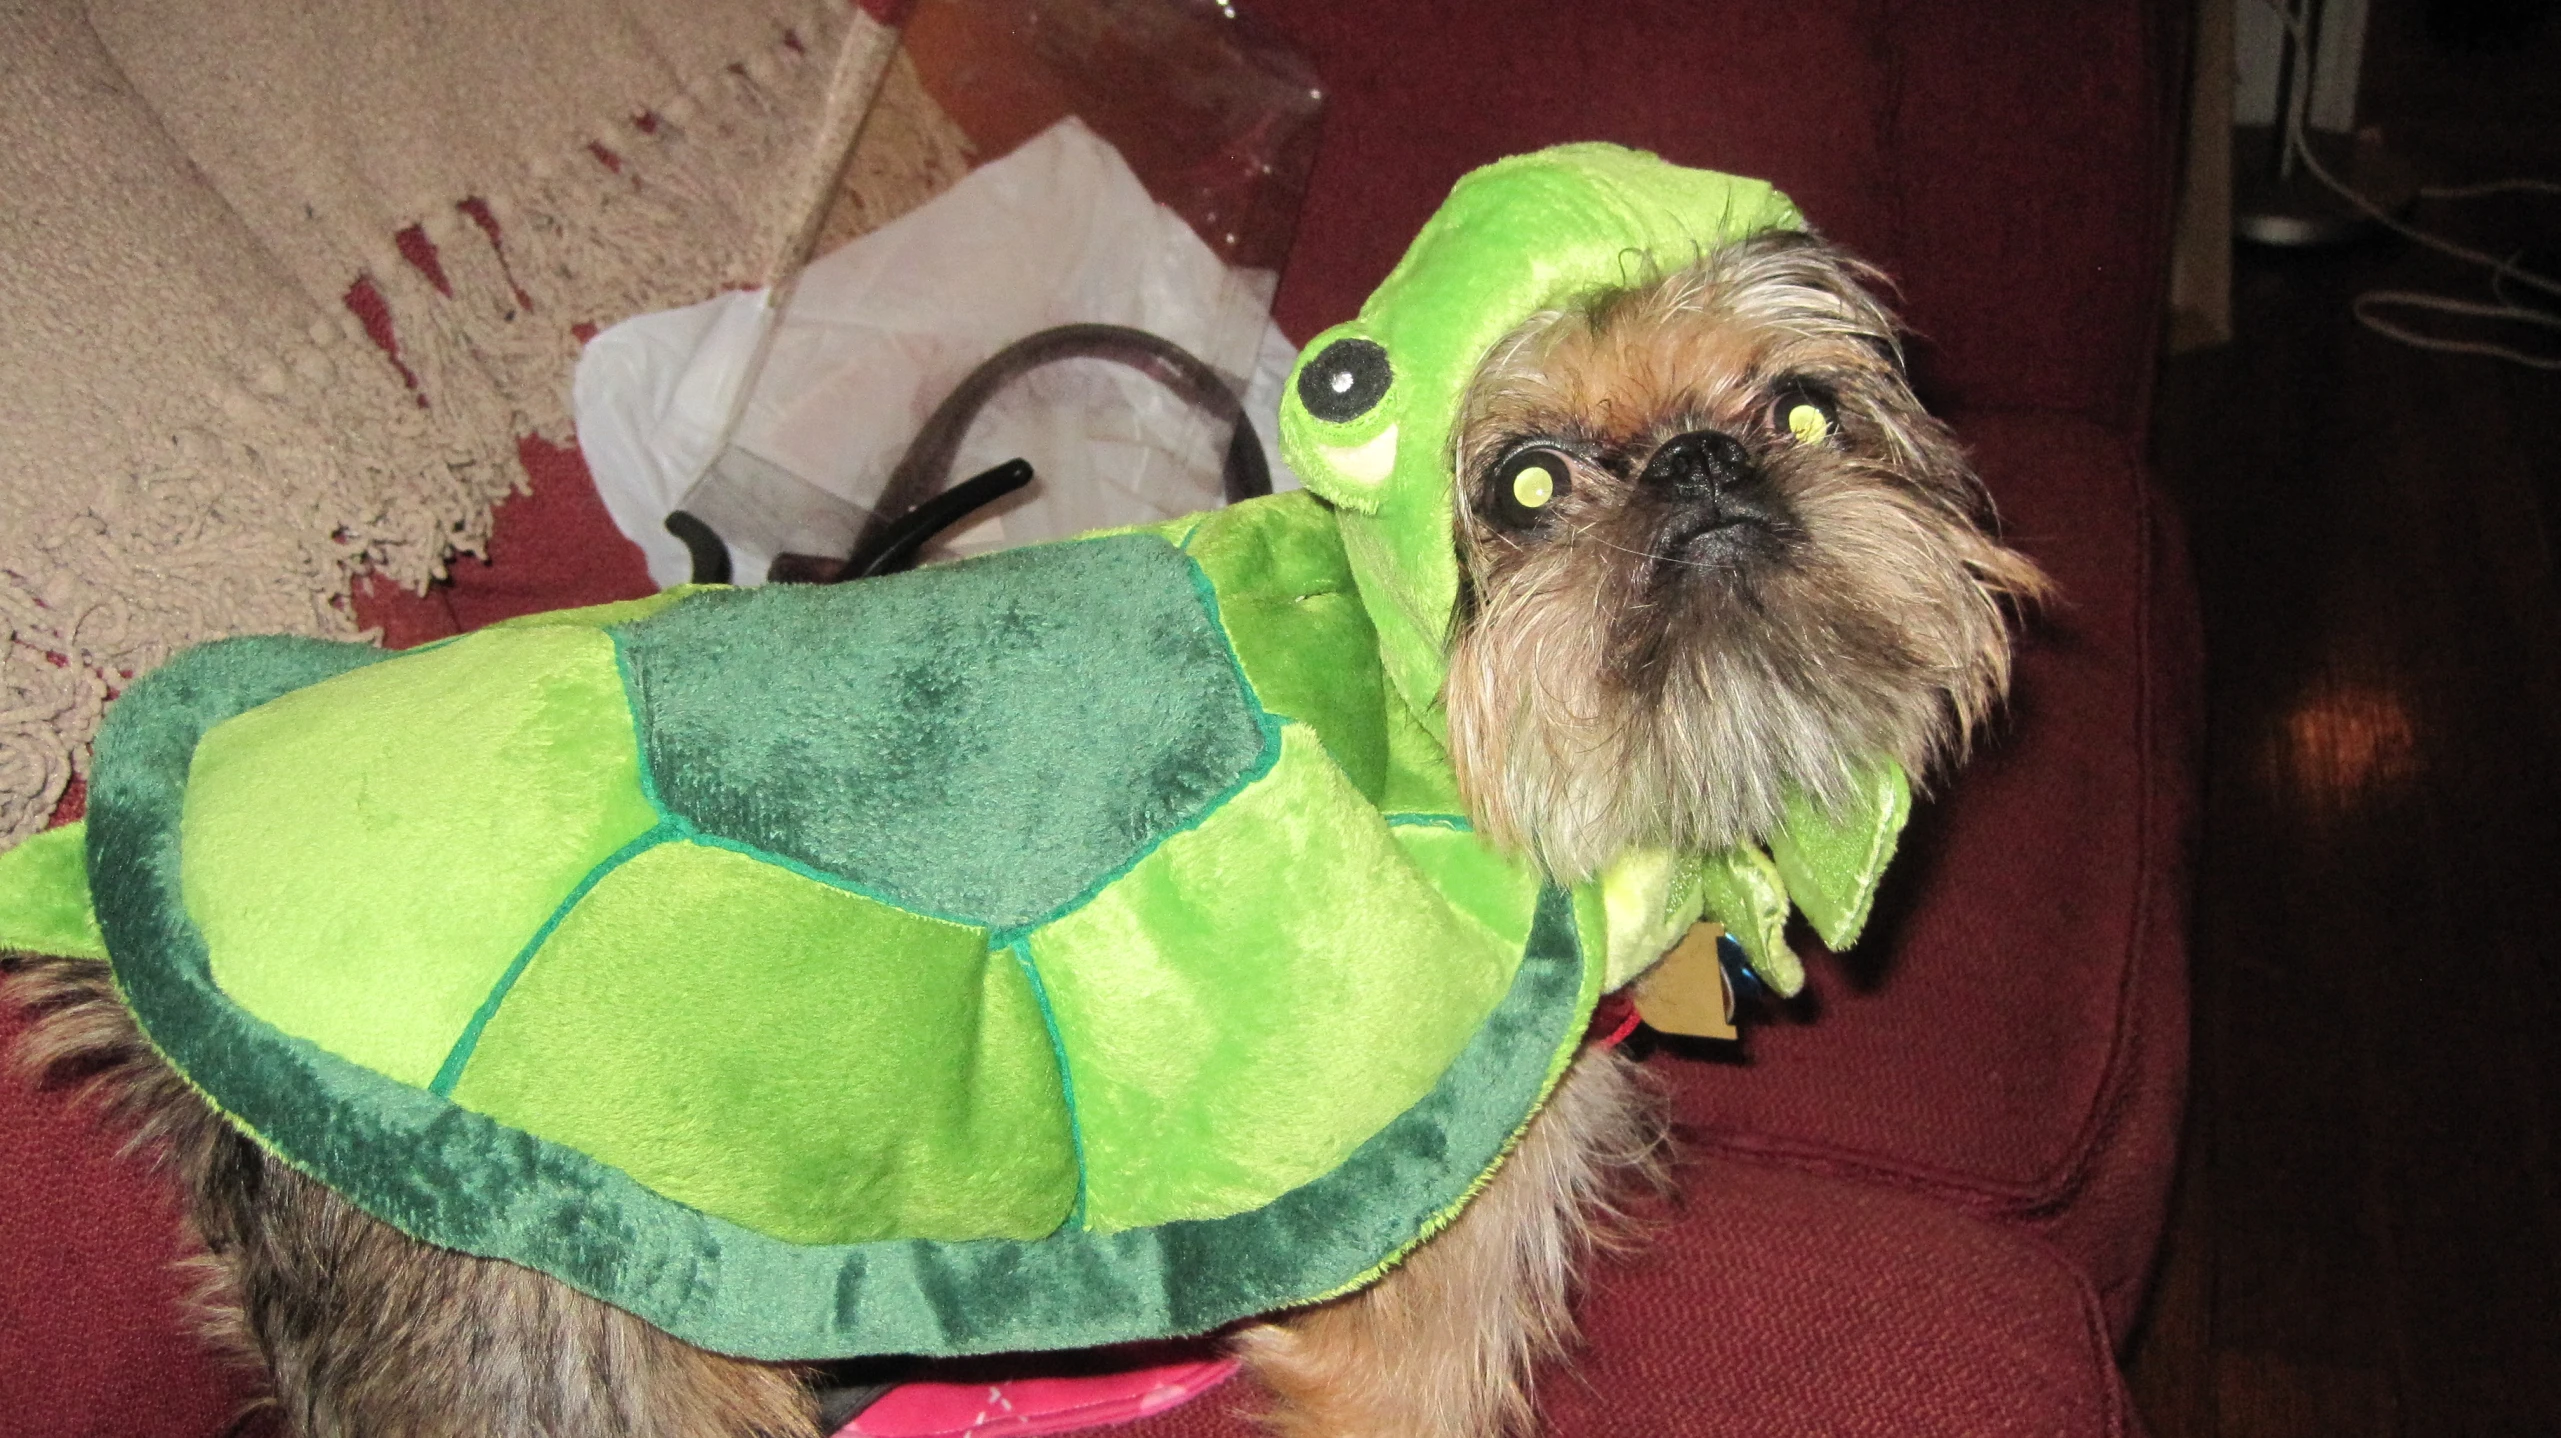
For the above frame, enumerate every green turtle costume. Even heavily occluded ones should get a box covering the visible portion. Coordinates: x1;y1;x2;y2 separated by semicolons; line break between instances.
0;145;1911;1362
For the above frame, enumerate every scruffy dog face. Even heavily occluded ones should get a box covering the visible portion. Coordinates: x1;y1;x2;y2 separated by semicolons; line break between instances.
1445;232;2046;880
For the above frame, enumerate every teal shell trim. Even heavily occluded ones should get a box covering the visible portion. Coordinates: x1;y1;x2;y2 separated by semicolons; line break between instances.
427;820;679;1096
87;589;1596;1363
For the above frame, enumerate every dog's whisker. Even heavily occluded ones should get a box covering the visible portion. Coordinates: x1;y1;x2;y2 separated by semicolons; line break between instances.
1583;534;1700;568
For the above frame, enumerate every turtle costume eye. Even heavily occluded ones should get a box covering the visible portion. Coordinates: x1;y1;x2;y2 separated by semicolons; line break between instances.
1488;445;1573;529
1297;337;1393;422
1773;382;1840;447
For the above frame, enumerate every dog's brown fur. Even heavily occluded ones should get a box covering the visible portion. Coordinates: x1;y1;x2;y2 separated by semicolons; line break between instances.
1446;232;2046;880
1231;1048;1664;1438
5;232;2034;1438
5;954;818;1438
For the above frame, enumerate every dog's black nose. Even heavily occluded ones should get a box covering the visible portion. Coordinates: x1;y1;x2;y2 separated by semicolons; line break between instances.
1643;430;1796;572
1640;430;1754;495
1641;430;1771;513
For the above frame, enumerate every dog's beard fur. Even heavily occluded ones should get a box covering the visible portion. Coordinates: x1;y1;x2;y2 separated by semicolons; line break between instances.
3;233;2035;1438
1444;233;2046;881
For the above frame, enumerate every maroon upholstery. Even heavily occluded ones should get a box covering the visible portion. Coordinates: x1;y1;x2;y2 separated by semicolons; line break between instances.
1;1;2192;1433
1546;1156;2133;1438
1117;1157;2135;1438
1256;0;2186;428
1676;414;2198;1334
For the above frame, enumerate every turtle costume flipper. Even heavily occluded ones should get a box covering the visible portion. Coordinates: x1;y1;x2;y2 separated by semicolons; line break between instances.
0;145;1911;1363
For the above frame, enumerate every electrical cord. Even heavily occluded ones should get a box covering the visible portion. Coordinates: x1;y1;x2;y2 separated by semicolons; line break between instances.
2259;0;2561;369
2416;178;2561;201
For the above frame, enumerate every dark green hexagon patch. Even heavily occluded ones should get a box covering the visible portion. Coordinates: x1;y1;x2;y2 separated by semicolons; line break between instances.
611;535;1276;931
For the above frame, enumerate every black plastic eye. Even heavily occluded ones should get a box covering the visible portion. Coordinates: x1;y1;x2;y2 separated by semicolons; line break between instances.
1771;382;1841;447
1487;446;1574;529
1297;338;1392;423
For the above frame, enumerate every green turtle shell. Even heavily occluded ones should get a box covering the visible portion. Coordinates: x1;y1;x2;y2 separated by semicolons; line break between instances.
82;493;1600;1361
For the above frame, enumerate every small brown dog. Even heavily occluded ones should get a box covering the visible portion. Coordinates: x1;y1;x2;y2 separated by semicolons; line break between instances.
1239;231;2042;1437
7;230;2038;1438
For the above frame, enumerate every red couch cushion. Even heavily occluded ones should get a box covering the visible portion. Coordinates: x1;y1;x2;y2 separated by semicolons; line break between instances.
1107;1153;2136;1438
1256;0;2180;434
1671;411;2195;1333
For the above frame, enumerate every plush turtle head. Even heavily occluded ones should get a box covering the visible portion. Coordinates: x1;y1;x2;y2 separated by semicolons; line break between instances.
1277;144;1802;730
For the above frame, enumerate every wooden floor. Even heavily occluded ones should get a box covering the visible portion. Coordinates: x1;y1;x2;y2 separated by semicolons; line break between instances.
2125;10;2561;1432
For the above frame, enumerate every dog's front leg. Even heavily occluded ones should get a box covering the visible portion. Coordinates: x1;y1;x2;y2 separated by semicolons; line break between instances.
1233;1046;1661;1438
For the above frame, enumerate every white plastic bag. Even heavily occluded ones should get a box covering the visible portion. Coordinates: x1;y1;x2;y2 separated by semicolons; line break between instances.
575;118;1300;588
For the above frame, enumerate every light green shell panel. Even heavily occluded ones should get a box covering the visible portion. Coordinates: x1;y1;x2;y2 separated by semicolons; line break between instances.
179;624;662;1092
65;492;1599;1361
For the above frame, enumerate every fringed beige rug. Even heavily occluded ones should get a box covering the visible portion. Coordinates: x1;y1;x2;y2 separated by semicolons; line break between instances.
0;0;972;844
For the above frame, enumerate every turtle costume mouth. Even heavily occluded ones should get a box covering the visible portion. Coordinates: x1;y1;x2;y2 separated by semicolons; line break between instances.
0;144;1910;1363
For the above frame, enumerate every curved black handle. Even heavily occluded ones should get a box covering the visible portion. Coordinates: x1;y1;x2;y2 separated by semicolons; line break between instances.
845;458;1036;579
664;509;733;585
839;323;1272;580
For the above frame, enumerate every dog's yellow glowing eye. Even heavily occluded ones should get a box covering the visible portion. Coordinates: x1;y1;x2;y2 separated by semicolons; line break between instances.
1772;383;1841;447
1490;446;1574;528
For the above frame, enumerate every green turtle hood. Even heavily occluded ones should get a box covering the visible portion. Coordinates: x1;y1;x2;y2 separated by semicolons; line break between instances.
1274;143;1896;997
1278;143;1802;728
